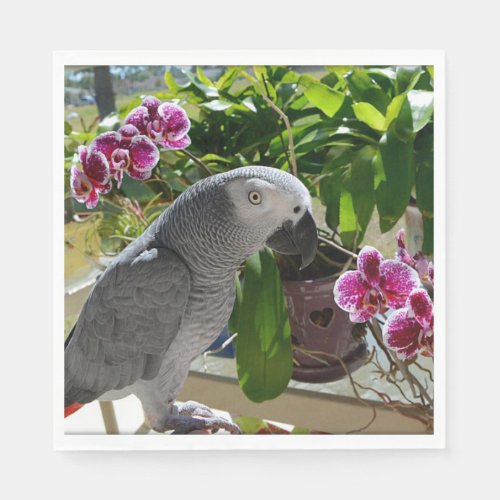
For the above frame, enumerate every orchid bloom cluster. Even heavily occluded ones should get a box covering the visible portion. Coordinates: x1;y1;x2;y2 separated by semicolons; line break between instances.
70;96;191;209
333;229;434;360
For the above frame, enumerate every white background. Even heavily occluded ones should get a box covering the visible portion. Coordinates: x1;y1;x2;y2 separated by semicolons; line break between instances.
1;0;498;498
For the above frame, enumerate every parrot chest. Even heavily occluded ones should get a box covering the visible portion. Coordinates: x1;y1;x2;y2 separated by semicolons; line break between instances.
181;279;236;350
146;277;236;401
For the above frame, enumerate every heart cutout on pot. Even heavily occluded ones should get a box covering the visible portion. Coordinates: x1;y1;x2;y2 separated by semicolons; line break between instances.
309;308;334;328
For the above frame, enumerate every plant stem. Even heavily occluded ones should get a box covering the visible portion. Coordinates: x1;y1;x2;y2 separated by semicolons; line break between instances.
318;235;358;260
180;149;213;176
260;93;298;177
294;346;377;434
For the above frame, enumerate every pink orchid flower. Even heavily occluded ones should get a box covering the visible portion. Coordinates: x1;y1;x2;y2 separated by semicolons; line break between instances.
70;147;112;209
124;96;191;150
383;288;434;359
89;124;159;188
333;246;421;323
396;229;434;286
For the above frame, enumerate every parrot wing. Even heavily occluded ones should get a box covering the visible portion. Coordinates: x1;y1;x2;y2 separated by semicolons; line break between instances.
65;247;191;406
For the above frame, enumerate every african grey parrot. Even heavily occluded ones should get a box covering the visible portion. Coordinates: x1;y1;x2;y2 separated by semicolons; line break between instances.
65;166;318;434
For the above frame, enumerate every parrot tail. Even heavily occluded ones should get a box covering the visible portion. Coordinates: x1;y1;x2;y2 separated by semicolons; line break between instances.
65;402;84;418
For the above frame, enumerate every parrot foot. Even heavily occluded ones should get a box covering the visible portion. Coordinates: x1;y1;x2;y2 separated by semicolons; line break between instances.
168;400;241;434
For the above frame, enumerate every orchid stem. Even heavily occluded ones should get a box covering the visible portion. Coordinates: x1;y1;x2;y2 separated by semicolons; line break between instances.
318;236;358;260
370;318;434;408
181;149;213;177
260;93;298;178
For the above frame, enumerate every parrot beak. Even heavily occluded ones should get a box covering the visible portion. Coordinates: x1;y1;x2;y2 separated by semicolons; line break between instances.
266;210;318;270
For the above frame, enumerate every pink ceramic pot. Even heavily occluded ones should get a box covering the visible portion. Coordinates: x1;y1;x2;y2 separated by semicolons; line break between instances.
282;274;367;383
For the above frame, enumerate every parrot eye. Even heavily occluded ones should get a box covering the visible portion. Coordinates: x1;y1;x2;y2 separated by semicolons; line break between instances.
248;191;262;205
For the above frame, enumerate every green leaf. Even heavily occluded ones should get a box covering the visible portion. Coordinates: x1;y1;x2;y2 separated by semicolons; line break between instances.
120;174;156;203
281;70;300;84
196;66;214;87
344;146;376;242
164;70;188;93
185;70;219;98
384;94;407;130
372;150;386;190
242;96;257;112
233;416;267;434
393;96;414;141
407;90;434;132
253;66;277;101
319;167;344;231
97;112;120;133
320;72;340;88
236;249;293;403
64;121;72;136
304;82;345;117
291;426;310;434
385;94;415;142
337;147;376;248
199;153;233;164
421;216;434;256
352;102;386;131
376;125;415;232
415;131;434;254
396;66;423;94
346;70;390;113
339;188;358;249
200;99;233;112
215;66;244;90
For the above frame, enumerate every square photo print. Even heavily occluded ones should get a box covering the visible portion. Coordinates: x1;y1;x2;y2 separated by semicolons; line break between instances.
55;52;444;450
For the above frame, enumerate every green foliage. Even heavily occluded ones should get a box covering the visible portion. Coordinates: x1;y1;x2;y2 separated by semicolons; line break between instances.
234;248;293;403
160;64;433;254
96;194;168;254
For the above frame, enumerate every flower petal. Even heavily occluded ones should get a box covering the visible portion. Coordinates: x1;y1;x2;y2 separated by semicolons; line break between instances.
357;246;383;287
141;95;161;117
157;103;191;141
408;288;433;330
383;309;422;360
350;308;376;323
414;252;431;282
124;106;149;134
428;262;434;285
395;228;415;267
70;166;92;203
85;188;100;209
84;150;110;185
159;134;191;150
129;136;160;170
333;271;369;314
118;124;140;143
89;132;120;159
127;165;153;181
96;178;113;194
113;169;124;189
379;260;421;309
78;145;88;166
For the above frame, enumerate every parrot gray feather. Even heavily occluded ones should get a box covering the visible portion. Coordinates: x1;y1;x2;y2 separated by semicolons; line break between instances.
65;247;190;406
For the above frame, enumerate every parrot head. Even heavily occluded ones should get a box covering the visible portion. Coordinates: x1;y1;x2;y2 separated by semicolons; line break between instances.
223;166;318;269
162;166;318;272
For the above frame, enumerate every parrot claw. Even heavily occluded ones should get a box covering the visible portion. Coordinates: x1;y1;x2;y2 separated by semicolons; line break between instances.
170;400;241;435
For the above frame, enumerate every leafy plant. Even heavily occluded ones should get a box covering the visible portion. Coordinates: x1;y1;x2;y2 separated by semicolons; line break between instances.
230;248;292;403
163;65;434;254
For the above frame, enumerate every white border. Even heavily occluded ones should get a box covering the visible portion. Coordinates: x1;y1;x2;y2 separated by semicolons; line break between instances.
53;50;445;450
